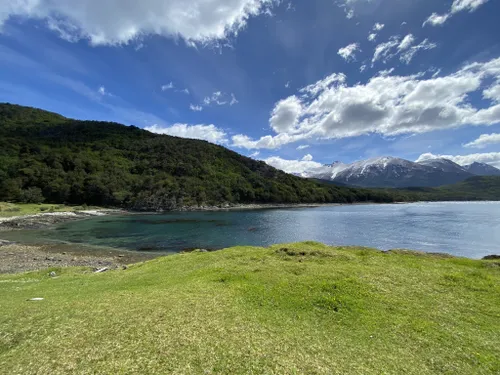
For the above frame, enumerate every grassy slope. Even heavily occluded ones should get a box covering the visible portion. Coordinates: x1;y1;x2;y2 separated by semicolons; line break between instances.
0;202;99;217
1;243;499;374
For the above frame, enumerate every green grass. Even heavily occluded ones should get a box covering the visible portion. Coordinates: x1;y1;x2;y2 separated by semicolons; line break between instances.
0;202;98;217
1;242;499;374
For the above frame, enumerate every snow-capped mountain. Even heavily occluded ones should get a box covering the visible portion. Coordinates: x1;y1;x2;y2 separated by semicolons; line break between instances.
417;158;469;174
463;162;500;176
303;156;483;188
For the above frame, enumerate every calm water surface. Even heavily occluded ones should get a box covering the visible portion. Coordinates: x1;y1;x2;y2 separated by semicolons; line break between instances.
5;202;500;258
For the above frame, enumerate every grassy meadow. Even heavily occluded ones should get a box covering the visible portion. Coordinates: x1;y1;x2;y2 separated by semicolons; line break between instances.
0;242;499;374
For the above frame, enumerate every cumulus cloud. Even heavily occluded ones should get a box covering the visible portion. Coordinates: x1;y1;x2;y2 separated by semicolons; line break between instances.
302;154;314;161
231;57;500;150
98;86;107;95
416;151;500;168
423;0;489;27
231;133;307;150
338;43;360;62
0;0;277;45
263;156;322;174
464;133;500;149
368;33;377;42
270;96;303;133
145;123;227;144
373;23;385;31
296;145;310;150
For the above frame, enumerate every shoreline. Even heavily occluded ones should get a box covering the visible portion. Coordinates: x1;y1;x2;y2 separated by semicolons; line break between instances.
0;203;335;231
0;209;127;231
0;242;159;274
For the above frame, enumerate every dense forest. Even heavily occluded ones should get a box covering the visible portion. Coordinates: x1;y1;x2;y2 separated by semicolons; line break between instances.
1;103;499;209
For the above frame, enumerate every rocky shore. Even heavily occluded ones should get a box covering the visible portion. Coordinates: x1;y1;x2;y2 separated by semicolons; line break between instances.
0;242;158;274
0;209;124;231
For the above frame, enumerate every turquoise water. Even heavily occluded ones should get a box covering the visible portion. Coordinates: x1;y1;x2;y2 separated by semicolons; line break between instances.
4;202;500;258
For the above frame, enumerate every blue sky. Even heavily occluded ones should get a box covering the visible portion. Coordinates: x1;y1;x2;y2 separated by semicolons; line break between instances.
1;0;500;172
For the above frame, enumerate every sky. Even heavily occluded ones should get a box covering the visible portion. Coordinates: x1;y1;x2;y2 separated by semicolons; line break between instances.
1;0;500;172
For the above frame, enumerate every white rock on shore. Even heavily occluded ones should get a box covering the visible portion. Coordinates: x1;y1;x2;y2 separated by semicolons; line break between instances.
0;210;114;224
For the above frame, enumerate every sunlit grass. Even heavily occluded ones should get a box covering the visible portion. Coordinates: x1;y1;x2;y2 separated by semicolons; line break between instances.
1;242;499;374
0;202;100;217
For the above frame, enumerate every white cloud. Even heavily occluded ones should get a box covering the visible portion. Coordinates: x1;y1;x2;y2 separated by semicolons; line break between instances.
161;82;174;91
398;34;415;51
451;0;489;13
0;0;278;45
338;43;360;62
232;57;500;150
302;154;313;161
285;81;291;88
373;23;385;31
360;64;367;72
423;0;489;27
270;96;303;133
264;156;322;174
377;68;394;77
483;83;500;103
178;88;190;95
337;0;374;19
145;123;227;144
189;104;203;112
423;13;450;27
202;91;237;107
372;36;400;64
297;145;310;150
399;39;437;64
416;151;500;168
98;86;107;95
249;151;260;158
368;33;377;42
372;35;436;65
231;133;307;150
464;133;500;149
230;93;239;106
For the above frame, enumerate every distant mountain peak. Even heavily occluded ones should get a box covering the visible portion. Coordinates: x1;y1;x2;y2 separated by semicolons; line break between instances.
323;161;342;167
463;162;500;176
306;155;474;188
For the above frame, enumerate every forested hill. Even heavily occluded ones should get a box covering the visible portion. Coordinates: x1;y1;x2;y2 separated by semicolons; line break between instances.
0;103;404;209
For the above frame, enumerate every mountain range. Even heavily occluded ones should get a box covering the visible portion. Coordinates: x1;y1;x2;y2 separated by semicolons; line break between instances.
301;156;500;188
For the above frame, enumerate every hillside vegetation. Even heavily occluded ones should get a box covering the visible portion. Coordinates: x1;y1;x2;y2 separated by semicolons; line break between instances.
1;103;499;208
398;176;500;201
0;103;402;209
0;242;499;374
